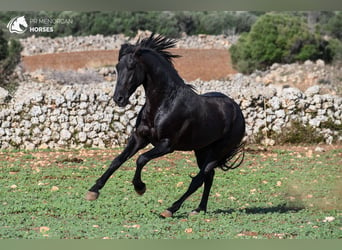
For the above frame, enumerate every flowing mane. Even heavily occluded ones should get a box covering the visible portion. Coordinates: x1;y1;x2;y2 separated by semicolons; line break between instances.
119;33;180;66
137;34;180;65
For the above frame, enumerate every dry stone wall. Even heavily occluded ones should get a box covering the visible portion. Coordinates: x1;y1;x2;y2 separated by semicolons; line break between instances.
0;77;341;150
20;32;232;56
1;33;341;150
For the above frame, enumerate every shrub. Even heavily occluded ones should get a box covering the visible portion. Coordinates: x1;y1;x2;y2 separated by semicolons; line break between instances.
0;29;22;93
327;38;342;63
274;121;325;144
192;11;256;36
230;13;332;74
325;11;342;40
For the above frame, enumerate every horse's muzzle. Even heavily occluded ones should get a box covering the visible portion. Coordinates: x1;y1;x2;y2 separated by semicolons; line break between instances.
114;95;128;107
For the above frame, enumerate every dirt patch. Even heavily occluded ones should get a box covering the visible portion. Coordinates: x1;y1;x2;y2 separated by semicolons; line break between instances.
21;49;237;81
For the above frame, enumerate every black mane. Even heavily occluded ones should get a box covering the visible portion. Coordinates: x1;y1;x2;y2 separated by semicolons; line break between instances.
137;34;180;64
119;33;180;65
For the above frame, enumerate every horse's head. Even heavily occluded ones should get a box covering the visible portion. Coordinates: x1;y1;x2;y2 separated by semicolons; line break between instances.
113;44;146;107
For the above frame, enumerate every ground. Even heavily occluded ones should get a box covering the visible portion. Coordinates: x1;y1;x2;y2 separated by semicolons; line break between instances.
21;49;237;82
1;144;341;239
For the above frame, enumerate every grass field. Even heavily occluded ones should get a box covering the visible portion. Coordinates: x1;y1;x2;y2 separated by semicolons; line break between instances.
0;145;341;239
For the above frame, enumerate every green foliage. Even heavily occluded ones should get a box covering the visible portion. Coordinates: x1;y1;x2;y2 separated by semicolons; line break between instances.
0;30;8;61
0;29;22;92
0;11;258;38
193;11;256;35
230;13;333;74
327;38;342;63
274;121;325;145
325;11;342;40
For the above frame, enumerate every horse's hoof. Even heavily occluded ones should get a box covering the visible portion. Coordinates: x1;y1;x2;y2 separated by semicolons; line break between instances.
189;210;200;216
134;183;146;195
160;210;173;218
85;191;99;201
135;186;146;196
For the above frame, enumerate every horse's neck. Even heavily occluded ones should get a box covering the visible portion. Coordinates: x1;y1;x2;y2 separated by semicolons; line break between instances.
143;74;182;113
142;54;187;111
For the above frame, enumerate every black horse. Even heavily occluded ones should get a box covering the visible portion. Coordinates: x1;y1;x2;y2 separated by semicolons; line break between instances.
86;34;246;217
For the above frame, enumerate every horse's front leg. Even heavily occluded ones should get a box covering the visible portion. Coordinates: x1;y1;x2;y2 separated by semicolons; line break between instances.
86;133;148;201
132;139;173;195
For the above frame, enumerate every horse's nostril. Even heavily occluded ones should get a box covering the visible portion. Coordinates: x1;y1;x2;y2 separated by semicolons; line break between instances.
114;95;126;106
114;96;123;102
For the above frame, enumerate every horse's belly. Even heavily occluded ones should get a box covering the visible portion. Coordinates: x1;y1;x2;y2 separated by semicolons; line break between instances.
174;122;226;151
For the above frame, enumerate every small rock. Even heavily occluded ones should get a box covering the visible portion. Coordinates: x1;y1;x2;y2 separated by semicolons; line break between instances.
323;216;335;222
305;85;321;97
0;87;9;104
78;132;87;142
314;146;325;153
60;129;72;141
316;59;325;67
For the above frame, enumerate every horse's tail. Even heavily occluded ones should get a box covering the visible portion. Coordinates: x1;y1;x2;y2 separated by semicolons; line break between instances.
218;141;245;171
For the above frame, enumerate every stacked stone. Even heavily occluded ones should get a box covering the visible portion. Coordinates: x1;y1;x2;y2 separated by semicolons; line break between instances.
19;33;233;56
0;83;144;150
1;79;341;150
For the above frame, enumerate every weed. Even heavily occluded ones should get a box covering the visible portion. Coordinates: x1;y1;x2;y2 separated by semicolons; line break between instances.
320;118;342;132
273;121;325;144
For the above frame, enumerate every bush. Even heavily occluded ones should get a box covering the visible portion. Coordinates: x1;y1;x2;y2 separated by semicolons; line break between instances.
325;11;342;40
274;121;325;144
0;29;22;93
327;38;342;63
230;13;332;74
192;11;256;35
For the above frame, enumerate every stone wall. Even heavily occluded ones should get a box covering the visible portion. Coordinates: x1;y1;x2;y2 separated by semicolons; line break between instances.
20;32;232;56
0;77;341;150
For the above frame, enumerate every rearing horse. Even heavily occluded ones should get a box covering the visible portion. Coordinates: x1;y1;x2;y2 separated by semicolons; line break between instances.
86;34;246;217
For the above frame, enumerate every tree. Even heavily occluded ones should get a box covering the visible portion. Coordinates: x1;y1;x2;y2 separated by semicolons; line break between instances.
0;29;22;92
325;11;342;40
230;13;332;74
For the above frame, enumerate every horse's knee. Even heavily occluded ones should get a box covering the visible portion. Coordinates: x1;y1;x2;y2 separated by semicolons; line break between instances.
136;154;149;168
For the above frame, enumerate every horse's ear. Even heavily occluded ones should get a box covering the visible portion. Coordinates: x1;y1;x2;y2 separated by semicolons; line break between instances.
119;44;133;60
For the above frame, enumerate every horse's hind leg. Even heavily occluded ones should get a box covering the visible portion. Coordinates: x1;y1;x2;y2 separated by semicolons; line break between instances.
161;170;207;218
190;169;215;215
190;149;216;215
161;157;217;218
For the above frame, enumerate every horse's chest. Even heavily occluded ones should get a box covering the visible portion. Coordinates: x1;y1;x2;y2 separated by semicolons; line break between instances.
138;109;169;141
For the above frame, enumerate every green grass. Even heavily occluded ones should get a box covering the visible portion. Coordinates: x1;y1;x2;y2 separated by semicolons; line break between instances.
0;146;341;239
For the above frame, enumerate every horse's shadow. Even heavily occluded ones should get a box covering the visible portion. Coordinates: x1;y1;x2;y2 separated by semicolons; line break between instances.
166;203;304;219
212;203;304;215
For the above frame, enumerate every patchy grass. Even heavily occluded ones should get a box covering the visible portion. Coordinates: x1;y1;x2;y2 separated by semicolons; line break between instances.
0;145;341;239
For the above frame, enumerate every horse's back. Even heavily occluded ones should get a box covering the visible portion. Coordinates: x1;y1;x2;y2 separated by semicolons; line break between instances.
201;92;228;98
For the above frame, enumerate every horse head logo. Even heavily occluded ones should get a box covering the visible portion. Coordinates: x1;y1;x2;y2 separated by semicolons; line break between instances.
7;16;28;34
